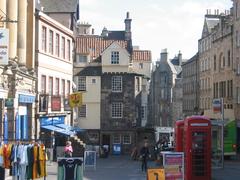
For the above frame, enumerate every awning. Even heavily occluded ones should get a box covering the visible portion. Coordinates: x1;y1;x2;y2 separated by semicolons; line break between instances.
55;124;85;132
41;125;75;136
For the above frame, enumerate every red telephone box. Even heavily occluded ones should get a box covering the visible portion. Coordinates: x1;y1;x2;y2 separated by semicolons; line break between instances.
184;116;211;180
175;120;184;152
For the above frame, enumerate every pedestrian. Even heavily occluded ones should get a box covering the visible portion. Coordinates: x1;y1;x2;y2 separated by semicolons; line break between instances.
64;141;73;157
140;142;150;172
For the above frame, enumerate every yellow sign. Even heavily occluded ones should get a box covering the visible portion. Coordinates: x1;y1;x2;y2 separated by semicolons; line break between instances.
147;168;165;180
69;92;82;108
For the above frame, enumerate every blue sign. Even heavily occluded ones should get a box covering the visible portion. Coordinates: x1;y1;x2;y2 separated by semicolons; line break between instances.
19;94;35;103
84;151;96;170
113;144;121;155
40;116;65;126
3;113;8;143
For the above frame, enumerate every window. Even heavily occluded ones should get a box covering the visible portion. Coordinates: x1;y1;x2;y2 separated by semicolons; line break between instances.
61;79;65;96
228;50;231;67
111;51;119;64
237;87;240;104
141;106;146;118
77;76;86;91
78;105;86;117
61;37;65;59
41;26;46;52
123;135;131;144
139;63;143;69
41;75;46;93
112;102;123;118
49;30;53;54
66;80;70;96
77;55;88;63
112;76;122;92
67;40;71;61
55;34;60;57
136;77;140;92
55;78;59;95
113;134;121;144
92;78;96;84
214;55;216;71
48;77;53;95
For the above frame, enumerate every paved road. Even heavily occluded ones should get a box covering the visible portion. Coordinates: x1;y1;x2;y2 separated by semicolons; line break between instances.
5;155;240;180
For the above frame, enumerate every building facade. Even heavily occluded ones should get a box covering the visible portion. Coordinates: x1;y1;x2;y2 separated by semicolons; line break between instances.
0;0;36;141
74;13;152;153
182;53;199;117
149;49;178;127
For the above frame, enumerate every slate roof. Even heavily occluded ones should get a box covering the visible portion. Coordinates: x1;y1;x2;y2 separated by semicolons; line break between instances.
76;35;127;59
40;0;78;13
76;66;102;76
105;31;125;40
132;50;152;62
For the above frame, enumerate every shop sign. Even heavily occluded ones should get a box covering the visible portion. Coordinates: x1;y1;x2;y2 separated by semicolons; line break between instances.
64;98;71;111
162;152;184;180
69;92;82;108
147;168;165;180
5;98;14;107
39;94;48;112
0;28;9;65
40;116;64;126
51;96;61;111
19;94;35;103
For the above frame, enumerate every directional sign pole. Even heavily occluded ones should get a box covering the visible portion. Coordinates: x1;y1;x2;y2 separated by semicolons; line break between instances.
221;98;224;169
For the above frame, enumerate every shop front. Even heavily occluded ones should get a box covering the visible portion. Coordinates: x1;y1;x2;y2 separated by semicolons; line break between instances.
16;94;35;140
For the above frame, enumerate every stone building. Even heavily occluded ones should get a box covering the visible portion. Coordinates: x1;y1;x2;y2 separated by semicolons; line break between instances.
0;0;36;141
148;49;182;127
182;53;200;117
74;13;152;154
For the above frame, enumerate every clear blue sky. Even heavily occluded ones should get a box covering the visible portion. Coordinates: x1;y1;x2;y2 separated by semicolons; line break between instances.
79;0;232;61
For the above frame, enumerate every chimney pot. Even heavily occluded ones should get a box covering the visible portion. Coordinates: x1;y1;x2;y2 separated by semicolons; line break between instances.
126;12;129;19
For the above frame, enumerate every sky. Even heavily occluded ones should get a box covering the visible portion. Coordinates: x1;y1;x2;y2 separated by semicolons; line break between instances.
79;0;233;61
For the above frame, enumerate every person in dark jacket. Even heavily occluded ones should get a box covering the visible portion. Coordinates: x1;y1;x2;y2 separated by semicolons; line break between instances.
140;142;150;172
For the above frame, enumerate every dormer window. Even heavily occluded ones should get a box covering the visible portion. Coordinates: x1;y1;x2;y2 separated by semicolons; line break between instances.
76;54;88;63
111;51;119;64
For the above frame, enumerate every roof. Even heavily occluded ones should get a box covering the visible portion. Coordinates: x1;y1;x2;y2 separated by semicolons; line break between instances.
132;50;152;62
76;66;102;76
105;31;125;40
40;0;78;13
76;35;127;59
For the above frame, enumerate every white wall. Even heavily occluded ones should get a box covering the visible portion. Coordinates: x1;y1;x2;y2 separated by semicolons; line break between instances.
76;76;101;129
102;42;130;73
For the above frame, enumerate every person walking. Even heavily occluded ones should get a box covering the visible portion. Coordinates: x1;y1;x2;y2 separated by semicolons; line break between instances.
140;142;150;172
64;141;73;157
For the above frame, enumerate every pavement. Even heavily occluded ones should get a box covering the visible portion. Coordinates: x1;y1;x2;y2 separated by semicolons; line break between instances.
4;155;240;180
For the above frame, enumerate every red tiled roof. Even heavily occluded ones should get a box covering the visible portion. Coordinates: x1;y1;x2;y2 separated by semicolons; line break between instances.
132;50;152;62
76;35;127;59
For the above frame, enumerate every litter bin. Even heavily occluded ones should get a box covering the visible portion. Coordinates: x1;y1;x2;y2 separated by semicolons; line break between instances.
113;144;121;155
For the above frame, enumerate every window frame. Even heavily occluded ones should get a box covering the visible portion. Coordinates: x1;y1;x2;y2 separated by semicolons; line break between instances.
112;76;122;92
77;76;86;91
48;76;53;95
78;104;86;117
123;134;131;144
41;26;47;52
55;34;60;57
111;51;120;64
113;134;121;144
111;102;123;118
49;30;53;54
61;37;65;59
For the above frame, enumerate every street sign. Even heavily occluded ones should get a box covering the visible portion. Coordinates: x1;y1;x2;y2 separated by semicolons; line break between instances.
0;28;9;65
